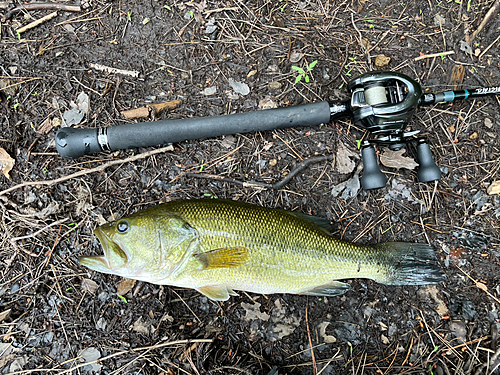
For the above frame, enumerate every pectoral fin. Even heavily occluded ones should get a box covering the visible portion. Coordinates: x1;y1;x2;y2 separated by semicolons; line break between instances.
197;285;237;301
194;247;249;270
300;281;350;296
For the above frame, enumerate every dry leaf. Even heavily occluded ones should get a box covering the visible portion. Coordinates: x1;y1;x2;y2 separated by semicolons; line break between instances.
487;181;500;195
379;148;418;170
81;279;98;294
318;322;336;343
381;334;390;344
0;148;15;180
375;54;391;67
289;52;304;63
476;281;488;292
117;278;136;296
336;142;357;174
131;317;149;335
241;302;270;321
259;97;278;109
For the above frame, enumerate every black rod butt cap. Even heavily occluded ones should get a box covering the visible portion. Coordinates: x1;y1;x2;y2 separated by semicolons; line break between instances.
361;145;387;190
416;142;441;183
55;127;101;159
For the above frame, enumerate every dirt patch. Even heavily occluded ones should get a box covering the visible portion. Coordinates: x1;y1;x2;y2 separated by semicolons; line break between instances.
1;0;500;374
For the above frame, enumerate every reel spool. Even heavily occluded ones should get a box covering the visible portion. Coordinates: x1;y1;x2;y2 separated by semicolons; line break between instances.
347;72;441;190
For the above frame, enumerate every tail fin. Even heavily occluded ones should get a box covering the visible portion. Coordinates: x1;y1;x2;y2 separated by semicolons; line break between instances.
374;242;445;286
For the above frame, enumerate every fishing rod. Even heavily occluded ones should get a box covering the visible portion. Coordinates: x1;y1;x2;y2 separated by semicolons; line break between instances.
55;71;500;190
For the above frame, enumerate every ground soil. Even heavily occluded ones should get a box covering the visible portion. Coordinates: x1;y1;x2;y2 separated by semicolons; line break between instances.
1;0;500;374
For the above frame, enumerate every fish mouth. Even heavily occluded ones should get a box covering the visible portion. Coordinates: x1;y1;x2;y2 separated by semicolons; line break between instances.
79;228;128;272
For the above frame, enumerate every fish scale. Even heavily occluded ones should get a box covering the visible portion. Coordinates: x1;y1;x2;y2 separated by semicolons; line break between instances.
79;199;445;301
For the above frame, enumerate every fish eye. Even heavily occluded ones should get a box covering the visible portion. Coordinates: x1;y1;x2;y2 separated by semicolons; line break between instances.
117;220;129;233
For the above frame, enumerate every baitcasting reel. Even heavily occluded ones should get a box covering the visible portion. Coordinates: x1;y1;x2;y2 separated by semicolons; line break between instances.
55;71;500;190
346;72;441;190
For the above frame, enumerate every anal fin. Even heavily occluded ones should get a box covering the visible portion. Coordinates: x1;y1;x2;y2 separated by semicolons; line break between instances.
300;281;350;297
197;285;236;301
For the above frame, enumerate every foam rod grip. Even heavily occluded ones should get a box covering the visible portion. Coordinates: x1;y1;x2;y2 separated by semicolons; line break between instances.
55;101;332;159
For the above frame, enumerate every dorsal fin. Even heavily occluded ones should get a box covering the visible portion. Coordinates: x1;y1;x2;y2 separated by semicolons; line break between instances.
287;211;337;235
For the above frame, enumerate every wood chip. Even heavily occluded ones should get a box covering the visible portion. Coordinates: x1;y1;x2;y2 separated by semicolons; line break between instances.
449;65;465;90
121;100;181;120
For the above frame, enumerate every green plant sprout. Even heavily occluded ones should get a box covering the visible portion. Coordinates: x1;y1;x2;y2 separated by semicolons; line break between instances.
292;60;317;84
382;225;393;234
347;342;353;356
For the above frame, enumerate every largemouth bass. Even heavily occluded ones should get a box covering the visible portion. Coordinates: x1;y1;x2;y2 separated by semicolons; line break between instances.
79;199;444;301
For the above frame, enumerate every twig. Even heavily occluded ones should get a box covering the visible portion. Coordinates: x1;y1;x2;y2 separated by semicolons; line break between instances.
122;100;181;120
2;2;80;22
170;289;202;323
414;51;454;61
16;10;58;34
466;0;500;44
351;13;372;70
479;33;500;60
455;264;500;304
186;155;334;190
55;339;213;375
90;63;139;78
0;145;174;197
0;77;42;92
10;217;68;245
305;307;317;375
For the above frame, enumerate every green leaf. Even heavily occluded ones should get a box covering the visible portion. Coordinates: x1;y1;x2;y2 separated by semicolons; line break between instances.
291;66;305;74
294;75;302;84
305;75;310;83
307;60;318;71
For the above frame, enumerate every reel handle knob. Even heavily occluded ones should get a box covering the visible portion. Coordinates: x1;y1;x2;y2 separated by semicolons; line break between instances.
416;141;441;183
361;144;387;190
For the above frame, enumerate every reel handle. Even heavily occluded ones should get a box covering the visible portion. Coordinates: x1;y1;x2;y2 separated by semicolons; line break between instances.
416;140;441;183
360;144;387;190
